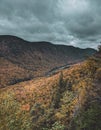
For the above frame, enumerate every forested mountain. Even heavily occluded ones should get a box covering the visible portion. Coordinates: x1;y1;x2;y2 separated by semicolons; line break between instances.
0;38;100;130
0;35;96;88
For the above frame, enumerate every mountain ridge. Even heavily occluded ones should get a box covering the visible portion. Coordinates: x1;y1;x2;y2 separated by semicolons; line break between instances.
0;35;96;88
0;34;96;49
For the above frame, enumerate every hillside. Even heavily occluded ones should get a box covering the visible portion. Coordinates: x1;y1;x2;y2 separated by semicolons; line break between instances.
0;47;100;130
0;35;96;88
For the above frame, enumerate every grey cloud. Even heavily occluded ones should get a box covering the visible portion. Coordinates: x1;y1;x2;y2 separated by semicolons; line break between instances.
0;0;101;49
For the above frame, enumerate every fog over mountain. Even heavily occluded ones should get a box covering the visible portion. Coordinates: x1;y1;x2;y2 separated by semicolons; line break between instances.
0;0;101;49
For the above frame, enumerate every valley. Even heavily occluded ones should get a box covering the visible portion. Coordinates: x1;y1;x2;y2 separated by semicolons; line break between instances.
0;35;96;88
0;35;101;130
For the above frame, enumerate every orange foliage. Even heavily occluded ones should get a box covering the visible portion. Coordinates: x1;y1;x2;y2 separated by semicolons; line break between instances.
21;104;30;111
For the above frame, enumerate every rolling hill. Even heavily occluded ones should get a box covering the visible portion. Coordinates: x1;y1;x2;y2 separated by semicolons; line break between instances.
0;35;96;88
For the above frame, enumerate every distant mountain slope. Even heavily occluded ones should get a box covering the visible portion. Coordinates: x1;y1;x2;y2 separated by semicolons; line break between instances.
0;56;34;88
0;35;96;87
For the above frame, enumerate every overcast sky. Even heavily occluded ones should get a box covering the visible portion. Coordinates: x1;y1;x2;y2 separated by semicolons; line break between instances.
0;0;101;49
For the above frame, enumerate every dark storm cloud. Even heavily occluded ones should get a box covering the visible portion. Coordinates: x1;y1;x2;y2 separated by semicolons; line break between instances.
0;0;101;48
